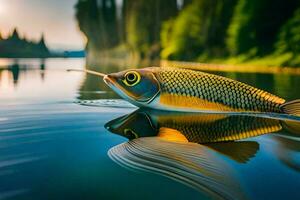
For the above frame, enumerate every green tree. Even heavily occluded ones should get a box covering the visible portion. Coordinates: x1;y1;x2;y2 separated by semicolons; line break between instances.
276;9;300;54
76;0;120;50
275;8;300;66
226;0;298;56
125;0;178;59
161;0;237;60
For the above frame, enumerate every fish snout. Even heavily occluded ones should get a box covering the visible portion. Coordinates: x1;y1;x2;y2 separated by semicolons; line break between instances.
103;74;114;85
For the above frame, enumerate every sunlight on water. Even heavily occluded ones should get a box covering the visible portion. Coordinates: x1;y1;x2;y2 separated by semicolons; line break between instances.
0;58;85;105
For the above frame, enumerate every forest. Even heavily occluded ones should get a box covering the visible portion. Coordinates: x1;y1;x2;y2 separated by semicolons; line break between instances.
0;28;50;58
76;0;300;67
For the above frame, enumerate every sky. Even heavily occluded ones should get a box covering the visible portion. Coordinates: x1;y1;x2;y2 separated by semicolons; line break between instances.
0;0;86;50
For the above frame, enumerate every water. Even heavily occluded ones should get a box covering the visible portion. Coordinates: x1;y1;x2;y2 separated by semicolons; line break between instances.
1;58;300;200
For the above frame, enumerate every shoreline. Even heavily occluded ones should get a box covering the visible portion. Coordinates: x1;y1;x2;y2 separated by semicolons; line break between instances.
160;60;300;75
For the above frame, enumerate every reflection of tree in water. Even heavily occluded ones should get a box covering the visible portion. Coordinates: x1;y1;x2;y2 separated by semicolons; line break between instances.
273;73;300;101
40;59;46;81
10;63;20;86
4;58;47;88
0;70;3;86
40;59;45;70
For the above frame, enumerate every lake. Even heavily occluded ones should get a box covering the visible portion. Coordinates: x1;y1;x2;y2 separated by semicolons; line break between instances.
1;58;300;200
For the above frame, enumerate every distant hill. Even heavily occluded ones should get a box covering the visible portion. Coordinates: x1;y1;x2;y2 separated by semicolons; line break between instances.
0;28;51;58
0;28;86;58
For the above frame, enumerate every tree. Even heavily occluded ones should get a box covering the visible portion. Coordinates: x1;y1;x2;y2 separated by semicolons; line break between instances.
226;0;298;56
275;8;300;66
125;0;178;59
161;0;237;60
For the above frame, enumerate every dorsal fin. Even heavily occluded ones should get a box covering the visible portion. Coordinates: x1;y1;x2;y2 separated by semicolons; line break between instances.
206;141;259;163
160;61;226;72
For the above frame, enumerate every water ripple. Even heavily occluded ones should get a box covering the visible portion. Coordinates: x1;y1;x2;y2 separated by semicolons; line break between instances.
75;99;136;108
0;189;29;200
109;137;246;200
0;156;42;169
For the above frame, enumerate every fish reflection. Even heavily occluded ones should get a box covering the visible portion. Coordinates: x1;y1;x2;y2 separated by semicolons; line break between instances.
269;120;300;172
273;119;300;172
105;111;280;199
106;110;300;199
273;134;300;172
105;109;283;143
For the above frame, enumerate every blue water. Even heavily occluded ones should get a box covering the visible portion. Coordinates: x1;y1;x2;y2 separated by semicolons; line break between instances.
1;58;300;200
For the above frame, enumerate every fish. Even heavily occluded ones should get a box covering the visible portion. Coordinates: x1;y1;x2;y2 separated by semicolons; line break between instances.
106;109;300;161
106;110;300;199
105;109;284;144
69;67;300;115
106;110;251;199
106;109;287;163
100;67;300;115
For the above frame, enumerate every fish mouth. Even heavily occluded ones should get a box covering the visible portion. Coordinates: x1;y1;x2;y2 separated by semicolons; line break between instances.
103;75;139;104
103;75;113;86
103;74;122;92
103;75;120;91
103;75;122;95
103;74;160;105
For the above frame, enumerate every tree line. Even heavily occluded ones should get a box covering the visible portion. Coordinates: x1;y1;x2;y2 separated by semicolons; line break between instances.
0;28;50;58
76;0;300;66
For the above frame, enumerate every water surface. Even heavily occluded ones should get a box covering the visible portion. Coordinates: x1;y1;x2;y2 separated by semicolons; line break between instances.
1;58;300;200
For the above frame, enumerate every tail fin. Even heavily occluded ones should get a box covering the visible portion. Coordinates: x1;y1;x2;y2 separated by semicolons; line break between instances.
280;100;300;116
282;120;300;135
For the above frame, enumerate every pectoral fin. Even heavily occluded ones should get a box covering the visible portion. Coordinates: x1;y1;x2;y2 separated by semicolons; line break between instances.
157;127;189;143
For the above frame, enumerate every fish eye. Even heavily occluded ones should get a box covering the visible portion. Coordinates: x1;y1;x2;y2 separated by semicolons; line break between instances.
123;71;141;86
123;128;138;139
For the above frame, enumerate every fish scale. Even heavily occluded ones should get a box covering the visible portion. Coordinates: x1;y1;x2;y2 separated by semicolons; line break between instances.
153;67;285;112
158;115;282;143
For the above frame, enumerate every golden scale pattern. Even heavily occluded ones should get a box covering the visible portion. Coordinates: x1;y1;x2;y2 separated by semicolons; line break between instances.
159;115;282;143
155;67;285;112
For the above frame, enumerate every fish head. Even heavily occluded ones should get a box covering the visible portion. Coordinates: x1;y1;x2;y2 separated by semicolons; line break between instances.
105;109;158;139
103;68;160;105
